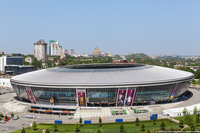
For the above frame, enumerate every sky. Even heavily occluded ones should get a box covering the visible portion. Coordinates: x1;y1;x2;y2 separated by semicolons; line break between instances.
0;0;200;56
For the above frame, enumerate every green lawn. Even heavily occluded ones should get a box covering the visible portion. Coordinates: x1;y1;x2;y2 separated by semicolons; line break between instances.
12;119;179;133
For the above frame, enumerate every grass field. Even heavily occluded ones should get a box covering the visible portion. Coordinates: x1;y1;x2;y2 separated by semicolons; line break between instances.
12;119;179;133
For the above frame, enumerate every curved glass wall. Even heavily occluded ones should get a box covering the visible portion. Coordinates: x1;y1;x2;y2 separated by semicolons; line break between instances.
11;84;29;101
31;87;76;104
11;81;190;106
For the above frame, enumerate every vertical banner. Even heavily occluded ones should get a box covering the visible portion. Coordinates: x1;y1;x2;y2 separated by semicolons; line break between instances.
117;89;126;106
168;84;178;102
26;89;36;103
78;92;86;106
125;89;135;106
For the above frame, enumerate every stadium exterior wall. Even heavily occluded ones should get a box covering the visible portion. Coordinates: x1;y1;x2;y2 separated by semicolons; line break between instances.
10;64;194;107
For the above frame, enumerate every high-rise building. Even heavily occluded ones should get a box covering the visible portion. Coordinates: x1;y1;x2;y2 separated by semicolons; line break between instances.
34;40;47;62
93;47;101;56
49;40;63;56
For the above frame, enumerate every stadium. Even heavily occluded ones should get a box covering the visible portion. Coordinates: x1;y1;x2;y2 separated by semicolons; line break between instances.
11;63;193;109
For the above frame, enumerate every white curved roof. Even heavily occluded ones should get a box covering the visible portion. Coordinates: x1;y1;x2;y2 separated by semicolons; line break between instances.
11;64;194;87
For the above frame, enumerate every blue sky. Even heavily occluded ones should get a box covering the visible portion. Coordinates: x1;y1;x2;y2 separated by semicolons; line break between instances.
0;0;200;55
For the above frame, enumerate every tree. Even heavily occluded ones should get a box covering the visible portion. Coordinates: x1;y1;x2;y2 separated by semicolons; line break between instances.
21;127;25;133
160;121;165;131
179;120;184;128
141;124;145;131
184;114;195;130
45;129;50;133
194;69;200;79
196;115;200;126
11;112;14;118
32;121;37;130
153;117;157;125
120;123;125;133
194;106;198;115
75;123;80;133
54;124;58;131
198;113;200;117
99;117;102;127
4;115;8;121
79;117;82;126
97;129;101;133
135;117;140;126
183;107;188;116
178;67;194;73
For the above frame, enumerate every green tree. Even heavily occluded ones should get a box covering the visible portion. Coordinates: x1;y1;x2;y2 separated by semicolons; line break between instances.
54;124;58;131
141;124;145;131
198;113;200;117
99;117;102;127
178;67;194;73
194;69;200;79
21;127;25;133
32;121;37;130
135;117;140;126
153;117;156;125
97;128;101;133
179;119;184;128
196;115;200;126
4;115;8;121
185;114;195;130
11;112;14;118
194;106;198;115
45;129;50;133
120;123;125;133
160;121;165;131
79;117;82;126
75;123;80;133
183;107;188;116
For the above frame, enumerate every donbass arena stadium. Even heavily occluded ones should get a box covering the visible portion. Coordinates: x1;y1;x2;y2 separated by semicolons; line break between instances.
11;63;193;109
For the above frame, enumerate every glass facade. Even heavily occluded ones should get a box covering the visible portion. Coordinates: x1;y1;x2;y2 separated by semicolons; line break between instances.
11;81;191;106
134;84;175;104
31;87;76;104
12;84;29;101
87;88;117;102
